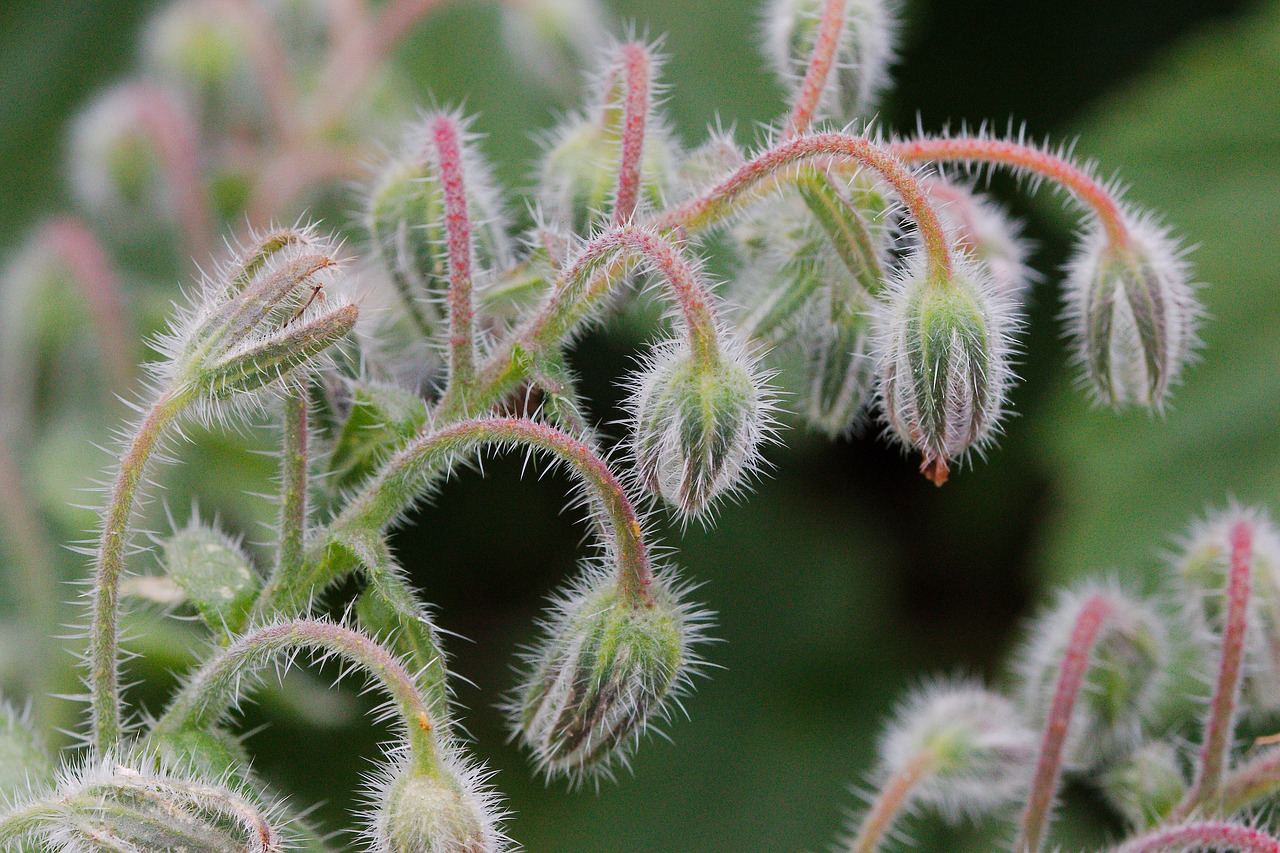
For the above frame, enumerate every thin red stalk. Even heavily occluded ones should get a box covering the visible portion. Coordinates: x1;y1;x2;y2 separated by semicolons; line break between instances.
1115;821;1280;853
1015;593;1114;853
847;751;933;853
1178;519;1256;817
887;136;1131;250
430;116;477;395
611;44;651;226
785;0;847;138
134;84;212;261
657;132;952;281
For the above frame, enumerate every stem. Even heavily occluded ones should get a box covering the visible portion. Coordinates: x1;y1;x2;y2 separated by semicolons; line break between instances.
135;84;212;261
611;43;651;226
1222;746;1280;814
89;386;189;756
784;0;847;138
150;619;444;777
887;136;1131;250
318;418;653;606
657;132;952;282
1115;821;1280;853
1177;519;1255;818
1015;593;1115;853
846;750;933;853
431;115;478;398
265;391;309;610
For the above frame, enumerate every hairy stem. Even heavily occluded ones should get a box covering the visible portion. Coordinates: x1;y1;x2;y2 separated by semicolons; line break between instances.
1177;519;1255;818
846;750;933;853
1015;593;1115;853
263;391;309;612
432;114;478;400
1114;821;1280;853
785;0;847;138
1222;745;1280;814
89;385;188;756
611;43;651;226
887;136;1131;250
657;132;952;282
151;619;444;777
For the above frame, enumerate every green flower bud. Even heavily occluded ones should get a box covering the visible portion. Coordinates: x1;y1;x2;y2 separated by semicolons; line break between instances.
161;518;261;638
0;702;53;798
1099;741;1187;829
630;338;770;518
328;380;430;493
798;289;876;436
369;759;506;853
511;566;706;782
1065;215;1200;409
876;254;1016;485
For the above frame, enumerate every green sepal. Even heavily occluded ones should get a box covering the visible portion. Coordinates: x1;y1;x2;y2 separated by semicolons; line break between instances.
328;381;430;493
161;523;261;638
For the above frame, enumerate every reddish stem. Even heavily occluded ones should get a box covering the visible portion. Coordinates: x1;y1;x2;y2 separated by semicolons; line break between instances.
657;132;952;282
1015;593;1115;853
430;115;477;396
1223;745;1280;813
847;750;933;853
1115;821;1280;853
1177;519;1256;818
785;0;847;139
887;136;1131;250
612;43;651;226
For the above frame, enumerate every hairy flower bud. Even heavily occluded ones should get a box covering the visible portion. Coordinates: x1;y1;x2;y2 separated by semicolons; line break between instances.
0;703;53;797
1017;585;1169;768
369;758;506;853
161;518;261;638
874;683;1036;821
499;0;611;94
1175;505;1280;714
765;0;899;121
1099;741;1187;829
630;338;770;518
511;566;705;781
1064;214;1199;408
876;255;1016;485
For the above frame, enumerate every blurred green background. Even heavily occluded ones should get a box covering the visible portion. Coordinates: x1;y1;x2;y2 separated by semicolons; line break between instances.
2;0;1280;850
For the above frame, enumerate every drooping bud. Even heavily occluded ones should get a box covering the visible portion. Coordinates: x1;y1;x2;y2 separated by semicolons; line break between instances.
629;338;771;518
369;757;506;853
798;289;877;436
927;179;1036;301
1098;741;1187;829
1174;505;1280;714
1064;214;1199;409
498;0;612;94
875;254;1017;485
873;683;1037;822
365;115;511;339
511;565;706;781
765;0;899;122
1016;585;1169;769
161;517;261;638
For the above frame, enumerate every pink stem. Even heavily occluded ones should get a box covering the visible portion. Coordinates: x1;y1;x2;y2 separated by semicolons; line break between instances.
784;0;847;139
1222;745;1280;813
1115;821;1280;853
657;132;952;282
611;44;651;226
222;0;298;142
887;136;1131;251
1177;519;1256;818
1015;593;1115;853
430;115;477;395
134;84;212;261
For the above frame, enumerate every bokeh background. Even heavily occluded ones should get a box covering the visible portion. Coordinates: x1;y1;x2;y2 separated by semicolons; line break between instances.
2;0;1279;850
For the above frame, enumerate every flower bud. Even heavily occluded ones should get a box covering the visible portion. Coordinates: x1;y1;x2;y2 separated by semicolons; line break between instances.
670;130;745;204
1174;505;1280;714
798;290;877;436
328;380;430;492
161;517;261;638
765;0;898;121
0;702;53;797
1064;214;1199;408
630;338;770;518
875;683;1037;821
1098;741;1187;829
365;117;511;338
499;0;611;94
370;759;506;853
876;254;1016;485
511;566;705;781
1016;585;1169;768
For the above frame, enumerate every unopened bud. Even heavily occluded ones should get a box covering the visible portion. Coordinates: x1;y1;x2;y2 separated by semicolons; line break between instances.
512;566;704;781
765;0;898;121
671;131;745;204
0;702;53;796
1065;215;1199;408
876;683;1037;821
799;290;877;436
1017;585;1169;768
876;254;1016;485
1175;506;1280;713
329;380;430;492
1099;741;1187;829
161;518;261;637
371;759;505;853
499;0;611;94
630;338;770;518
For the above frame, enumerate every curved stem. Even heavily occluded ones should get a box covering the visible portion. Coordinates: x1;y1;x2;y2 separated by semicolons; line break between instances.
1015;593;1114;853
89;386;189;757
657;132;952;282
846;751;933;853
887;136;1131;250
430;115;478;401
1114;821;1280;853
320;417;653;605
1222;745;1280;814
150;619;443;777
611;43;651;226
1176;519;1255;818
784;0;847;138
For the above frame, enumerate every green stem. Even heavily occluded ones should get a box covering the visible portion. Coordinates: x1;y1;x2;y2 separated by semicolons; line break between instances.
261;391;309;615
